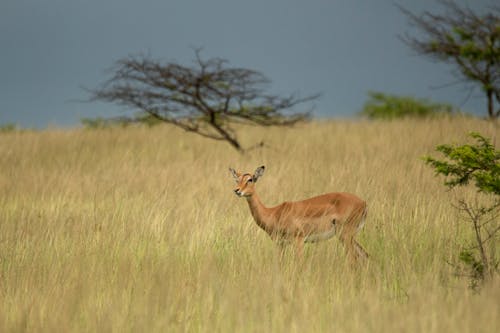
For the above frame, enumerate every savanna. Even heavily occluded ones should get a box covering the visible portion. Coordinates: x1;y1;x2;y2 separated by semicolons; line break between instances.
0;117;499;332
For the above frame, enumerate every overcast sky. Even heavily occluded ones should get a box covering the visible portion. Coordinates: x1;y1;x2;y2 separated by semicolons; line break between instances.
0;0;495;128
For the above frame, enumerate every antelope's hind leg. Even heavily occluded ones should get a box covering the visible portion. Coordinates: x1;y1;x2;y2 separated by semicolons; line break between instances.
338;227;368;265
353;240;369;260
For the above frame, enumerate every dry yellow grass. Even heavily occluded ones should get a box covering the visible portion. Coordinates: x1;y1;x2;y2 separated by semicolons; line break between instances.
0;117;499;332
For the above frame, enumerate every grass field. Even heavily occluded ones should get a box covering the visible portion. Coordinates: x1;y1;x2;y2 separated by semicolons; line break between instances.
0;117;499;332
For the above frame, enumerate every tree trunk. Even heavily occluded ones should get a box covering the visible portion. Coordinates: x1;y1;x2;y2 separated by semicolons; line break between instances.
487;89;494;120
211;123;243;152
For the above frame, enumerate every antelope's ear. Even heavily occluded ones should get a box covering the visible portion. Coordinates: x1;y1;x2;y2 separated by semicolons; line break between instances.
253;165;265;182
229;168;240;182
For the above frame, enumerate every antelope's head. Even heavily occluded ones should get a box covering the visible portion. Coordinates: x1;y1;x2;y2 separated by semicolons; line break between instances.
229;165;265;197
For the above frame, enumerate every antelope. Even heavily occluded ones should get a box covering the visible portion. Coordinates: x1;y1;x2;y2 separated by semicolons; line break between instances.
229;166;368;262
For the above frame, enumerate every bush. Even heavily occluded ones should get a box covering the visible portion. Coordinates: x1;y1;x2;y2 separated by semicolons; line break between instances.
0;123;18;133
80;117;112;129
360;91;455;119
80;113;163;130
424;132;499;289
81;113;163;130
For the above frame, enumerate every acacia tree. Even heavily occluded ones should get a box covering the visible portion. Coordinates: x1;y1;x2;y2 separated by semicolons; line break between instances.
399;0;500;119
89;50;318;152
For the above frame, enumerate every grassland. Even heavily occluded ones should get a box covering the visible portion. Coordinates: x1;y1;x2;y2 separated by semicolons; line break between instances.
0;117;499;332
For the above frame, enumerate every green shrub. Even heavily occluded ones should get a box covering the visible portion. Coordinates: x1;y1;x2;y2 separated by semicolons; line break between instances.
81;113;162;130
80;117;113;129
0;123;18;133
361;91;455;119
424;132;499;289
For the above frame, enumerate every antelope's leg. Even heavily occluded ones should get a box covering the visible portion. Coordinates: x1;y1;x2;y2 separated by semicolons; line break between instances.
294;236;305;258
353;240;369;260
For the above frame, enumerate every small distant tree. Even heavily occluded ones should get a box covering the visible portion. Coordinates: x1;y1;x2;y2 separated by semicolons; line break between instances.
360;91;455;119
81;113;162;129
80;117;116;129
88;49;319;152
424;132;500;289
399;0;500;120
0;123;18;133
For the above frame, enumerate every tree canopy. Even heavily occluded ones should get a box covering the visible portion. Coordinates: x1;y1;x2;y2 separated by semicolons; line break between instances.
400;0;500;119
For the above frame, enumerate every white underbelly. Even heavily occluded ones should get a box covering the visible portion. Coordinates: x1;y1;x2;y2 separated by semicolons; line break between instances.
304;226;336;243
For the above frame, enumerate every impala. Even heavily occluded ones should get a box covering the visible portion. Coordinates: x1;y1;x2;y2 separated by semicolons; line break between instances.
229;166;368;262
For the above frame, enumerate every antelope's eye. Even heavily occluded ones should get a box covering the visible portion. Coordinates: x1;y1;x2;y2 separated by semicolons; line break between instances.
247;178;253;183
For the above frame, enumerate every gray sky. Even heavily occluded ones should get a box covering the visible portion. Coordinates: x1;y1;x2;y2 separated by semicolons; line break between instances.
0;0;494;128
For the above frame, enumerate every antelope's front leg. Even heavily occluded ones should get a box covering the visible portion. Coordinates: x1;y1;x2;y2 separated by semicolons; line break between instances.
294;236;305;258
277;239;287;261
270;233;287;260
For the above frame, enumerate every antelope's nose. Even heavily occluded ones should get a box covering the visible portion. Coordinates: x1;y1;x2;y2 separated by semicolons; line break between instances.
234;189;241;195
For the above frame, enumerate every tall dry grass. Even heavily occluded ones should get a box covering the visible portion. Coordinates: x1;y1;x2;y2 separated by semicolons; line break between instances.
0;117;499;332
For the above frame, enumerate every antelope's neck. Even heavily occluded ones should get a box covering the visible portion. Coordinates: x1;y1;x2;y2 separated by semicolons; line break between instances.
246;192;273;232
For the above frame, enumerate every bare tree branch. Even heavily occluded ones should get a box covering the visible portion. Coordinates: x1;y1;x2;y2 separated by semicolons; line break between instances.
88;50;319;152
